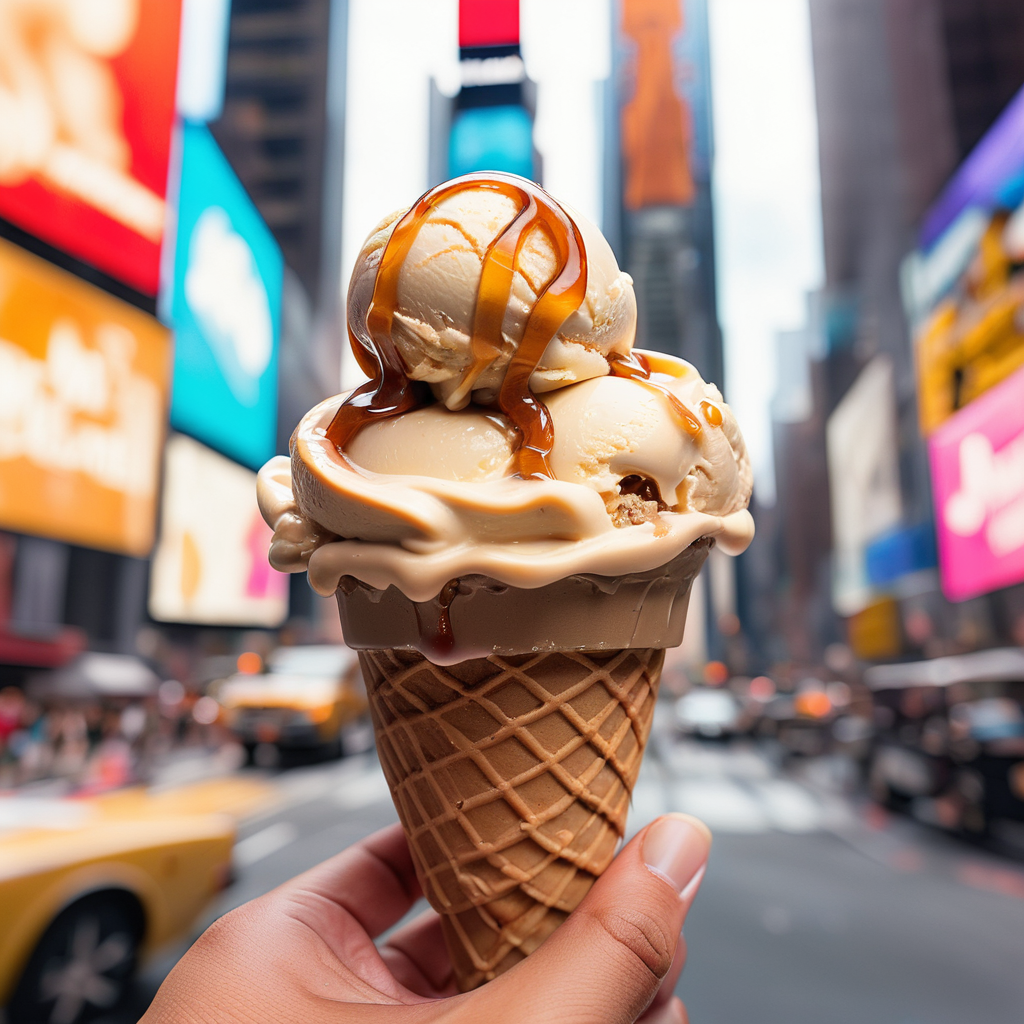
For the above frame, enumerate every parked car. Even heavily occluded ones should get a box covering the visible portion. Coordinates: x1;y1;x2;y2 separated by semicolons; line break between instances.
215;645;367;761
0;787;236;1024
865;647;1024;835
675;687;746;739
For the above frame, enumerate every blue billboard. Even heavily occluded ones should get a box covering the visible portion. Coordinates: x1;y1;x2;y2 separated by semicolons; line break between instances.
166;122;282;470
449;105;534;181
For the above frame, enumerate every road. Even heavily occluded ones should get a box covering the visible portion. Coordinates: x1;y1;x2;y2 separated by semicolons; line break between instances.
108;707;1024;1023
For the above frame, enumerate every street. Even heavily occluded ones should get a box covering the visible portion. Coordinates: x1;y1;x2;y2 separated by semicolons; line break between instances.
111;705;1024;1024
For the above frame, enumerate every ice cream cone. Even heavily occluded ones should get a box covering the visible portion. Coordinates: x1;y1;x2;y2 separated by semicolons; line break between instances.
341;539;710;991
358;645;665;991
255;174;754;993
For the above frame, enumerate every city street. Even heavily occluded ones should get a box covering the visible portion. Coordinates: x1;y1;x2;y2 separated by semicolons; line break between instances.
110;705;1024;1024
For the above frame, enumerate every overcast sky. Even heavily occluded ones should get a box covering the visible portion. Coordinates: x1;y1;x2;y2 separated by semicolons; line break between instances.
708;0;825;505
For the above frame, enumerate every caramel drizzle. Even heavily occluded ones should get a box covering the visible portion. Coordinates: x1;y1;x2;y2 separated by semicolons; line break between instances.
700;400;723;427
326;171;701;476
609;352;702;437
326;173;587;478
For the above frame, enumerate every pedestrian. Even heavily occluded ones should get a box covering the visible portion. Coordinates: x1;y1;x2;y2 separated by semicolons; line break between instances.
142;814;710;1024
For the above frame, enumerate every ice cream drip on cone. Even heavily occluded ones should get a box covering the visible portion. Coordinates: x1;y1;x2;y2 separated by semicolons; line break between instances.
257;173;753;989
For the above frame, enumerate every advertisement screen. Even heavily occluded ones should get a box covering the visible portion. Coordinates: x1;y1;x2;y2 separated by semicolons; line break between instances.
826;356;903;616
449;105;534;180
0;239;170;555
459;0;518;48
149;434;288;627
167;124;282;471
0;0;182;295
904;85;1024;435
621;0;699;209
930;362;1024;602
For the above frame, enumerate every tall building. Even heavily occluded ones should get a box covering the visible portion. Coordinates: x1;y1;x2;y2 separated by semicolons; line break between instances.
212;0;335;305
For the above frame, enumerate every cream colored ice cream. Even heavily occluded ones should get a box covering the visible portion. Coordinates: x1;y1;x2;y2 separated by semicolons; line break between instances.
350;190;636;409
258;171;753;607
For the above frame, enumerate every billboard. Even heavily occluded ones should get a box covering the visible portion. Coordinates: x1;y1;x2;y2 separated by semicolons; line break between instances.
621;0;700;209
929;362;1024;602
149;434;288;627
167;123;282;471
827;356;903;616
903;85;1024;436
450;0;535;182
0;239;170;555
459;0;519;49
0;0;182;295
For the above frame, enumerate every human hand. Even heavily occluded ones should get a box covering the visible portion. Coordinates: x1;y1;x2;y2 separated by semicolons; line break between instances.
142;813;711;1024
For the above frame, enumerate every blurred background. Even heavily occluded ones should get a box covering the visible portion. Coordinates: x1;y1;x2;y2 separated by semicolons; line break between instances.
1;0;1024;1022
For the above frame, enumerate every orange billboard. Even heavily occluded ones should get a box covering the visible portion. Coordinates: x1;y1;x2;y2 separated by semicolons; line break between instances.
0;239;171;555
621;0;696;210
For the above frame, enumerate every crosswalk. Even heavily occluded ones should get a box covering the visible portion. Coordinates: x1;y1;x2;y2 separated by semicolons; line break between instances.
243;723;851;844
627;715;854;837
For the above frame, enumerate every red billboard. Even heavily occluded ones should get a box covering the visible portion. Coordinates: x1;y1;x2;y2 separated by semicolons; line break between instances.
459;0;519;48
0;0;182;296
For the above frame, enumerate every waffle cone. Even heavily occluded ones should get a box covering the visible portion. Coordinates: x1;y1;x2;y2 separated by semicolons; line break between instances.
358;646;665;991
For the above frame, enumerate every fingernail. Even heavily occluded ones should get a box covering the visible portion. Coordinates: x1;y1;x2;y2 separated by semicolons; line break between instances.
642;814;711;897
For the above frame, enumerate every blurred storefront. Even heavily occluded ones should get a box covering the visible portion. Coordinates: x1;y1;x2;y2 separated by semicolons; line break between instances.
0;0;345;709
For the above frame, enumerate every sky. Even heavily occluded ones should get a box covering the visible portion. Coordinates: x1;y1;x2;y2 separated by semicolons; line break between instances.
707;0;825;504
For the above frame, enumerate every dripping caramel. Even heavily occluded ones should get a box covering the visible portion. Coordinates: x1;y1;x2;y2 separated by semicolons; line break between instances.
700;400;723;427
326;173;588;479
608;352;703;438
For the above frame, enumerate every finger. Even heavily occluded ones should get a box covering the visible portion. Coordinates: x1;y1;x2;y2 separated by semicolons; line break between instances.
641;934;687;1018
476;814;710;1024
639;995;688;1024
379;908;458;999
283;822;423;939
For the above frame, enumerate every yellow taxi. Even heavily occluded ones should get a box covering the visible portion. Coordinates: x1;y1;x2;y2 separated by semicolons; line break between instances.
0;777;270;1024
215;645;367;760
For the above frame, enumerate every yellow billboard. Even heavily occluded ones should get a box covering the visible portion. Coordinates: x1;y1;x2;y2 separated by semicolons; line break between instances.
0;239;171;555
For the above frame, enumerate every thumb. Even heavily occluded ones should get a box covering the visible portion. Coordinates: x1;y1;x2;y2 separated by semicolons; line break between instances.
480;814;711;1024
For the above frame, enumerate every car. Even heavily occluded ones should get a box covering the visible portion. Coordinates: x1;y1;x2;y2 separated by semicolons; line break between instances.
0;785;240;1024
753;683;839;757
865;648;1024;835
215;645;368;762
674;687;745;739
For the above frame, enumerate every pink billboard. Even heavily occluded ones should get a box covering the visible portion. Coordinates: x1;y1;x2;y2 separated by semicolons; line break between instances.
929;362;1024;601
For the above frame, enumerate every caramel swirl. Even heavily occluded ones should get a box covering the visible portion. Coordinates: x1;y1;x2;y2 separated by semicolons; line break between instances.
326;172;704;478
326;173;589;478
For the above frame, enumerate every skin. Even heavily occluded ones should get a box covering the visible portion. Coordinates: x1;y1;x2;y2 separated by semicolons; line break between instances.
142;816;711;1024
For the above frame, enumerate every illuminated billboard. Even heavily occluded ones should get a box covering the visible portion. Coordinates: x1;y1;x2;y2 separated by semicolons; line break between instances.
621;0;698;209
826;357;903;616
0;0;182;295
930;362;1024;602
167;123;282;471
149;434;289;627
449;106;534;181
459;0;519;48
903;85;1024;435
0;239;170;555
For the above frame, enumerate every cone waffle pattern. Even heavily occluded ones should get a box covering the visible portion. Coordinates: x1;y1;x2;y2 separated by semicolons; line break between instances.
358;647;665;991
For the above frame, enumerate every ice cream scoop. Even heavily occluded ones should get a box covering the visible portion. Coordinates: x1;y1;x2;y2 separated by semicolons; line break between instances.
348;186;636;410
